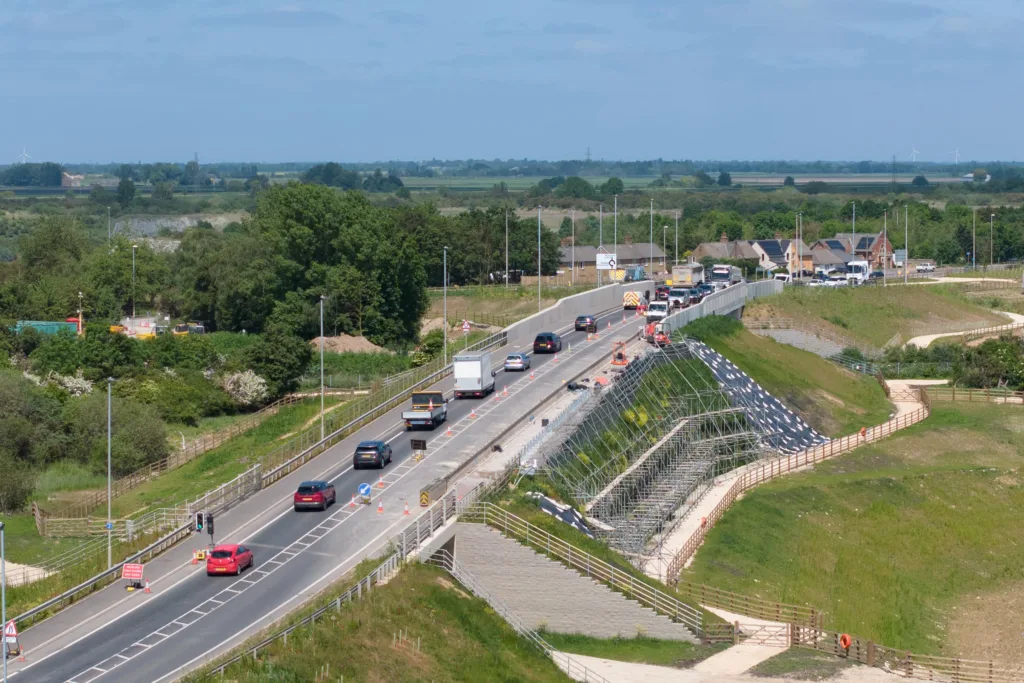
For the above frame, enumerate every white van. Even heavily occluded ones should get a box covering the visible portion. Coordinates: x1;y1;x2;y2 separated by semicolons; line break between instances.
773;273;791;283
646;301;670;322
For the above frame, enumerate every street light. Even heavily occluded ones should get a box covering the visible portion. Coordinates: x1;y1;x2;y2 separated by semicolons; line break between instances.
613;195;618;281
662;225;667;272
990;213;995;266
107;377;113;570
649;199;654;274
973;208;977;269
319;295;326;441
78;291;84;335
131;243;138;333
1;519;5;683
537;206;542;310
675;211;679;266
442;246;448;366
504;210;509;289
571;208;576;286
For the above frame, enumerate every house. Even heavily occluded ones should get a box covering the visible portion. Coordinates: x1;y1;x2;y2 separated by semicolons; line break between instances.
558;239;667;271
831;232;894;268
690;234;759;262
811;246;848;271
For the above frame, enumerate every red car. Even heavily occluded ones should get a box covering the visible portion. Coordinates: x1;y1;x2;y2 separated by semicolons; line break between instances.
206;544;254;576
293;480;336;511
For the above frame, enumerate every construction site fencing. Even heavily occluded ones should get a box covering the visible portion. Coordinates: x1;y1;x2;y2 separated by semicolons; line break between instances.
791;626;1021;683
664;393;931;582
202;552;402;679
459;502;705;637
427;550;612;683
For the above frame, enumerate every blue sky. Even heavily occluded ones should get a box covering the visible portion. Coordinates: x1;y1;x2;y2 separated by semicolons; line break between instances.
2;0;1020;163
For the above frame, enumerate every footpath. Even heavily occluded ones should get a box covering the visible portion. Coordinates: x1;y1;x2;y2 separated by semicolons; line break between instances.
905;310;1024;348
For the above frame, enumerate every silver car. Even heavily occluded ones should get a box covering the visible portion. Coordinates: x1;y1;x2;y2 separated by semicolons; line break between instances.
503;352;531;372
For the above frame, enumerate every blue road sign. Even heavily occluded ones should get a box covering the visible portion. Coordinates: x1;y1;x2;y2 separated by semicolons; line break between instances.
105;522;114;530
358;483;372;497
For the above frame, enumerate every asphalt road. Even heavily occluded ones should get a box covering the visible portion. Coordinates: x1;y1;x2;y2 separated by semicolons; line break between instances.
19;308;640;683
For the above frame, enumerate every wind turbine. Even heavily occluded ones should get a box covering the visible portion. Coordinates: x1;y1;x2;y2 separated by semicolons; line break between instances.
952;148;960;165
16;147;30;164
910;147;919;162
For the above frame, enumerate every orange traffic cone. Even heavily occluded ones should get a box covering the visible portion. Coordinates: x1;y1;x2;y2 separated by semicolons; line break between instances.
377;474;385;489
191;551;198;566
377;499;384;514
470;407;477;419
144;579;152;594
502;386;508;397
553;353;559;363
445;425;453;436
607;320;612;329
529;371;535;380
622;314;626;324
403;501;410;516
349;495;357;508
16;648;26;662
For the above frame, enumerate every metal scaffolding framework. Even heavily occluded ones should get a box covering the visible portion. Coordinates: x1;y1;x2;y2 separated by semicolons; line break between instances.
537;343;775;566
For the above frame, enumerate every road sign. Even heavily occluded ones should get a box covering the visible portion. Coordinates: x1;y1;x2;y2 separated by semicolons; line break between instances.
122;563;144;581
420;490;430;507
410;439;427;451
5;620;18;642
462;320;471;333
105;521;114;530
358;482;372;498
596;253;617;271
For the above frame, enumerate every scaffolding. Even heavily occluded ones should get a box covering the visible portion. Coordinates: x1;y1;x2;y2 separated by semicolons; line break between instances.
537;342;775;567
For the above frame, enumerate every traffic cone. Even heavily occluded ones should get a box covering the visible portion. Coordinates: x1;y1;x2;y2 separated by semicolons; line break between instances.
144;579;151;594
349;494;357;508
608;320;612;329
191;551;198;565
470;407;477;419
529;371;535;380
622;314;626;324
403;501;410;516
553;353;559;363
377;474;385;489
502;386;508;397
445;425;453;436
377;499;384;514
586;333;592;341
16;648;26;662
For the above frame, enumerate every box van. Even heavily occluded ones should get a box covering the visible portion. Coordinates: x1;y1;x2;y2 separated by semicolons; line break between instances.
453;352;495;398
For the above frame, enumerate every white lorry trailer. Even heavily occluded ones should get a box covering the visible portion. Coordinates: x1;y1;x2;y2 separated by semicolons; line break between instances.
401;391;448;430
453;351;496;399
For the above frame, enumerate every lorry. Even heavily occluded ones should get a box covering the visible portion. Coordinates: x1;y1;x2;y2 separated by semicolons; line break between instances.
453;351;496;399
845;260;871;285
401;391;448;430
709;264;742;287
671;262;705;287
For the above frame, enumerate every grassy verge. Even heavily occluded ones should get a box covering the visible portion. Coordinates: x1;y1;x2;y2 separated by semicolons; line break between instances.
541;632;727;668
189;562;573;683
749;648;856;680
682;316;892;436
109;397;344;516
745;284;1005;347
681;402;1024;661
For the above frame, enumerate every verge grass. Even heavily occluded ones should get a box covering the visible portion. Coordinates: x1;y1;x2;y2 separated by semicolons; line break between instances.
745;284;1005;347
682;402;1024;659
541;632;727;668
749;648;856;680
192;562;573;683
683;316;892;436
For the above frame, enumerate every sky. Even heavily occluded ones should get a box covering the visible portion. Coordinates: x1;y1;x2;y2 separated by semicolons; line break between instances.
1;0;1021;163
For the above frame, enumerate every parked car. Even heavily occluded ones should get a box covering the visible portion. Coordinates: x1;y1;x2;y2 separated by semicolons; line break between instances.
574;315;596;331
504;352;531;371
826;275;849;287
293;480;337;511
533;332;563;353
916;262;936;273
206;544;254;576
353;440;393;470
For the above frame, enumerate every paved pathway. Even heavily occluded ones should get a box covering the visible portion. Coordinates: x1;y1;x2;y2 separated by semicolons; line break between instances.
905;311;1024;348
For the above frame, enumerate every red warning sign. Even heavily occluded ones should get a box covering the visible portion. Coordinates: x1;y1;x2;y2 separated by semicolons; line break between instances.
4;620;17;642
121;563;144;581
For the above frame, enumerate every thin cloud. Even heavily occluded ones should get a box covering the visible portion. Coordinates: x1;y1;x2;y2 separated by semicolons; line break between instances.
372;10;426;26
543;21;610;35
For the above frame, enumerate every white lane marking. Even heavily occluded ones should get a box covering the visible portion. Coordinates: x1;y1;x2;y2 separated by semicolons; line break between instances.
21;313;633;679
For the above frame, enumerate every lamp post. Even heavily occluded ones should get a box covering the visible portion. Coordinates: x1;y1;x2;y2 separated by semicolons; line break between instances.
613;195;618;281
443;246;448;366
571;208;576;286
904;205;909;285
649;199;654;274
131;243;138;333
662;225;667;273
537;206;542;310
991;213;995;266
504;210;509;289
883;211;888;287
598;203;603;286
972;208;977;269
675;211;679;266
107;377;113;570
78;291;84;335
107;206;111;243
1;519;5;683
319;295;326;441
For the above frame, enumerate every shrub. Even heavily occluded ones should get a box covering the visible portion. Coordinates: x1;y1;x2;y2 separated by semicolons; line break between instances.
220;370;269;406
243;330;311;397
679;315;743;341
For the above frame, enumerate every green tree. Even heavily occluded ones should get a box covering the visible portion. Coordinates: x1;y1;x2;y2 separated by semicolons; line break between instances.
153;182;175;200
117;178;136;208
717;171;732;187
559;217;573;239
554;176;595;199
694;171;714;186
911;175;929;187
243;329;311;396
783;176;796;187
600;177;624;195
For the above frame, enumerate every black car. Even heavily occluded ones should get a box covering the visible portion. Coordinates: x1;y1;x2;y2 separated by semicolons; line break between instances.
533;332;563;353
293;480;337;511
655;285;670;301
574;315;596;331
353;440;393;470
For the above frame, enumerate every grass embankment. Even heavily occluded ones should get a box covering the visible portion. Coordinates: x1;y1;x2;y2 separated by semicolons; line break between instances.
109;396;344;517
542;632;725;668
745;284;1005;347
749;648;855;680
683;316;891;437
682;402;1024;664
194;562;574;683
427;283;599;329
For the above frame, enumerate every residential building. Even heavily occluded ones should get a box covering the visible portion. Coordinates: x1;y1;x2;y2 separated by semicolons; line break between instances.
558;239;667;271
830;232;894;268
690;233;759;262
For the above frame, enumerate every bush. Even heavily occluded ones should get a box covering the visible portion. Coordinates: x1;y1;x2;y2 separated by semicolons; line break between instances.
220;370;269;406
243;330;311;397
146;333;221;371
61;392;169;476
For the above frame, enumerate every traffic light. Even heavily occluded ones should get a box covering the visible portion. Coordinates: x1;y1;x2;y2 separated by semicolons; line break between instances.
195;512;204;532
205;513;214;536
